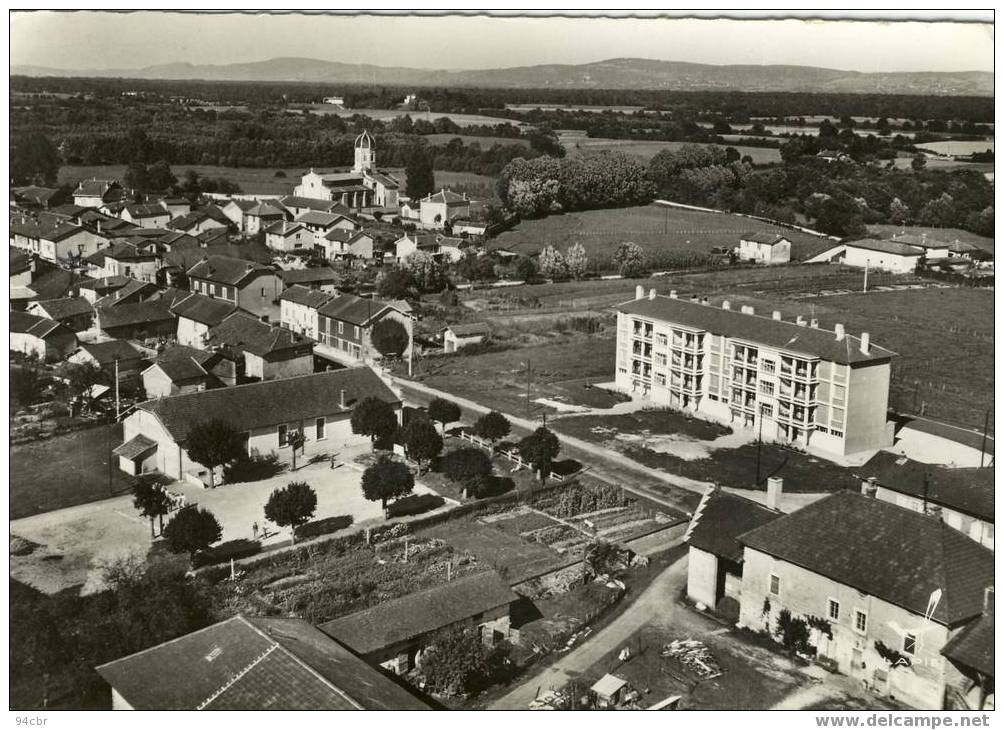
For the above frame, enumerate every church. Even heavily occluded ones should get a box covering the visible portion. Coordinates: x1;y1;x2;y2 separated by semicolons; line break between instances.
294;131;401;210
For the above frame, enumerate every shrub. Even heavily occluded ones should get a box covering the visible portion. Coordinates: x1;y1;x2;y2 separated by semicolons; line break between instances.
387;493;445;518
193;538;261;568
223;450;282;483
295;514;354;541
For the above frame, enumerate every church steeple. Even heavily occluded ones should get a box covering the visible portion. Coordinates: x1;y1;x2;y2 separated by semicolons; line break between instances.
353;130;375;173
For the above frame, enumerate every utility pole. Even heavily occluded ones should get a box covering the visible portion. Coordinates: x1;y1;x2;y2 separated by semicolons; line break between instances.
863;261;869;293
755;413;764;486
525;359;532;416
980;408;990;468
407;318;414;377
114;357;121;421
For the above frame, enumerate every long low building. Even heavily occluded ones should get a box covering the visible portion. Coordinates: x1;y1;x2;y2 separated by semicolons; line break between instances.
10;311;78;361
320;571;518;676
614;287;896;459
116;367;401;482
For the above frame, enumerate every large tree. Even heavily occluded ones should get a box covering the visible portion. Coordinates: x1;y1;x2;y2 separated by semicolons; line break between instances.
264;481;317;543
184;419;245;488
376;266;414;299
11;132;60;186
286;429;307;471
473;411;511;453
518;426;561;486
350;397;399;448
418;625;514;698
405;147;436;201
400;414;442;473
361;455;414;511
565;243;589;280
440;447;493;497
162;506;222;563
428;397;462;435
612;241;646;278
132;478;172;539
371;318;409;358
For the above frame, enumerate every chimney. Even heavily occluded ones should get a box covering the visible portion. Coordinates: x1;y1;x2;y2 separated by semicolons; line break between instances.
690;294;699;303
648;288;656;300
740;305;754;315
809;318;819;328
766;477;783;511
246;263;254;272
926;503;942;520
861;476;878;497
722;300;731;310
860;332;870;355
835;323;845;341
795;315;806;326
701;297;709;305
339;388;346;409
772;310;781;321
635;285;644;300
669;290;678;299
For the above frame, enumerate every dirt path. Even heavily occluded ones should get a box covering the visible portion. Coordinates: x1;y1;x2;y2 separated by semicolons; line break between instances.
489;553;689;710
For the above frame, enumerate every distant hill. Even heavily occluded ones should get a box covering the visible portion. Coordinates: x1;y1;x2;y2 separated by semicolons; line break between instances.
10;56;993;96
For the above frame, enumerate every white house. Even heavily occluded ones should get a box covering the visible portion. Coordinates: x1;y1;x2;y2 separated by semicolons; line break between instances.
263;221;313;253
10;311;78;362
842;239;923;274
418;189;470;229
121;203;171;229
737;233;792;265
442;322;491;353
170;292;238;349
115;367;401;481
279;285;335;340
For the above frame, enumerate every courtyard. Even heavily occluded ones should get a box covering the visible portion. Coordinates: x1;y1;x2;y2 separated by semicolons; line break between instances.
9;444;453;595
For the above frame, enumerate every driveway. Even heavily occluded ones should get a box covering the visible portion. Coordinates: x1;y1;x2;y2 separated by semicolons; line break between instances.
490;552;689;709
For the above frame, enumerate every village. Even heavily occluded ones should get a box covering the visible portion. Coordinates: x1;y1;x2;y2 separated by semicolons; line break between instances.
8;12;996;717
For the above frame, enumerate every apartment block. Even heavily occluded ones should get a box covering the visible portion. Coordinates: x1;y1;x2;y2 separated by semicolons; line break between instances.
613;287;896;459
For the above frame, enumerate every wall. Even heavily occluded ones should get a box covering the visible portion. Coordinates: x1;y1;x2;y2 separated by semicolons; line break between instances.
739;546;954;710
143;366;207;399
280;300;319;339
686;546;719;607
875;487;993;551
894;427;990;468
236;272;285;322
844;361;893;455
177;317;210;349
243;350;314;382
843;246;920;274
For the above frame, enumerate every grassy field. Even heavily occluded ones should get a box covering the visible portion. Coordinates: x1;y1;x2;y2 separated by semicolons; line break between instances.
424;133;530;148
558;132;783;165
11;424;132;520
59;165;494;198
416;335;618;417
488;204;835;262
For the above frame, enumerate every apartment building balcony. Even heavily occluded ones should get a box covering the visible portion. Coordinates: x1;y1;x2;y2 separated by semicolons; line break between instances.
632;343;653;359
777;383;814;403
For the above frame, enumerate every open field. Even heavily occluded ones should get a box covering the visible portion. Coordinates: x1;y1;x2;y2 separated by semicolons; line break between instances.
424;133;530;148
416;335;618;417
558;131;783;165
866;224;995;253
11;423;132;520
59;165;493;198
296;106;524;128
488;204;835;262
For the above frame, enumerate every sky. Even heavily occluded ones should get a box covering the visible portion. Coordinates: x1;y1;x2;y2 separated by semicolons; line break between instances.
9;11;995;73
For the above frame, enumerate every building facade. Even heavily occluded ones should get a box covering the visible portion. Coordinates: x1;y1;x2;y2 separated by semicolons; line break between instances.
614;288;895;459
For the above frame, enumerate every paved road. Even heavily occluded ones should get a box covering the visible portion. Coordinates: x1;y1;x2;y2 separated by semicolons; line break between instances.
391;376;705;514
489;552;689;710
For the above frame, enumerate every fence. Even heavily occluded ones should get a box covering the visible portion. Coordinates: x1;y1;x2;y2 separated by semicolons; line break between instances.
654;199;840;241
458;430;579;483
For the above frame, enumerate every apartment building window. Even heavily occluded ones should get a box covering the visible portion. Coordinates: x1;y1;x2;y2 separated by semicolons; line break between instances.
760;359;776;374
831;430;844;439
354;326;361;338
903;633;917;655
655;373;666;386
655;353;667;366
760;403;773;417
769;574;780;596
827;599;840;621
854;610;868;634
760;381;775;396
338;321;344;334
316;417;326;440
656;333;668;347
